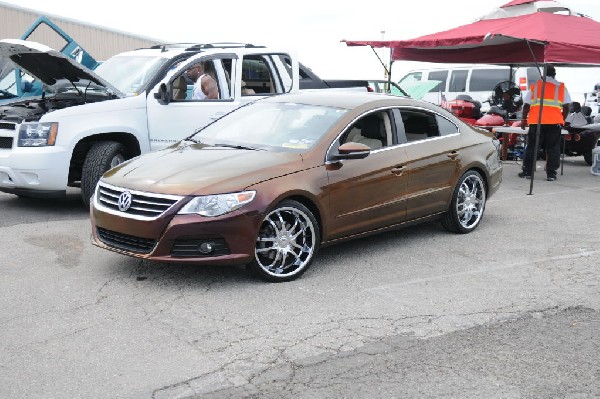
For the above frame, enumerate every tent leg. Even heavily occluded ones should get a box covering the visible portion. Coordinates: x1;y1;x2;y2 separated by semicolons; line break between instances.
528;63;548;195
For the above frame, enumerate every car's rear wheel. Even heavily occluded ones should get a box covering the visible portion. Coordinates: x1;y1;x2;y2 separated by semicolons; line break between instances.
442;170;486;234
248;200;320;282
81;141;126;208
583;150;593;166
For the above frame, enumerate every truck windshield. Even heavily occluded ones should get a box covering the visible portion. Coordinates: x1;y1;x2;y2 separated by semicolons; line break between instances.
95;55;167;96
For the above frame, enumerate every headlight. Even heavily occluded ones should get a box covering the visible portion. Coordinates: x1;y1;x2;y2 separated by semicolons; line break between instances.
18;122;59;147
178;191;256;217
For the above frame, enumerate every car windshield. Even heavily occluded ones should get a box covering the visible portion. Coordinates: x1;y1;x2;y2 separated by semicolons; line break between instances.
94;55;167;95
192;101;348;151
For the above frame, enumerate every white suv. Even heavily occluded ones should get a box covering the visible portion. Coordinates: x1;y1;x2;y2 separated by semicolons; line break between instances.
0;40;299;205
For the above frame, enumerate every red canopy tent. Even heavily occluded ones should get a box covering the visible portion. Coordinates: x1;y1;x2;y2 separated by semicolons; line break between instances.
343;1;600;66
343;0;600;193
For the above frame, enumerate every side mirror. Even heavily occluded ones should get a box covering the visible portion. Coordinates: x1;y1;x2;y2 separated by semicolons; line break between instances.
330;142;371;161
153;83;170;105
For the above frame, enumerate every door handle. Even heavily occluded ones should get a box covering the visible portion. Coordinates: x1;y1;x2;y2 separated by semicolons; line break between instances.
391;165;406;175
447;151;459;159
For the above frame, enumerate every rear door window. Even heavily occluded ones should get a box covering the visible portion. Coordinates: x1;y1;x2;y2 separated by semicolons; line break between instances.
469;68;510;91
449;70;468;92
428;70;448;92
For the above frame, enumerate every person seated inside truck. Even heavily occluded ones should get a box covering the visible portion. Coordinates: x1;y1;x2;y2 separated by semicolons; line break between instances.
187;62;219;100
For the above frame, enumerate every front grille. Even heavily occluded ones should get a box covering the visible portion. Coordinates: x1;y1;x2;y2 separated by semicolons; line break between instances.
171;238;230;257
0;137;13;149
97;227;156;254
0;122;16;131
96;182;183;219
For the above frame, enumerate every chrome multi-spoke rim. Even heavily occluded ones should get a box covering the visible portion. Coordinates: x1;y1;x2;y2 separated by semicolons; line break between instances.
255;206;316;277
456;174;485;229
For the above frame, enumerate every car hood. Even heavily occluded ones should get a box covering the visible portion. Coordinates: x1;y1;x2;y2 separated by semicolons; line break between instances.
0;39;124;97
102;142;306;196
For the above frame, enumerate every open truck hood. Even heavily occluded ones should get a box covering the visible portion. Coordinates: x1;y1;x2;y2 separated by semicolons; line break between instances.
0;39;124;97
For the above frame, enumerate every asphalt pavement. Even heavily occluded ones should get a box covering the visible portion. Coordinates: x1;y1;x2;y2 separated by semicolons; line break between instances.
0;156;599;398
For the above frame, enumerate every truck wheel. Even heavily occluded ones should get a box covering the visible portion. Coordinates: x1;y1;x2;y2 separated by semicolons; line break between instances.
81;141;126;207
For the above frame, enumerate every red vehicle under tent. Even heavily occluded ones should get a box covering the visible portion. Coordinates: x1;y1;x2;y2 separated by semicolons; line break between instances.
343;0;600;191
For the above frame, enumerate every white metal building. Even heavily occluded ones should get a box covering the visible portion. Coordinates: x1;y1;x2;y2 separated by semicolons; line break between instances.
0;1;161;61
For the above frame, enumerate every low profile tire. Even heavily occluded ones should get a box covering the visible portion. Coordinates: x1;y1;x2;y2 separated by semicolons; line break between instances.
583;151;593;166
442;170;486;234
81;141;126;208
248;200;320;282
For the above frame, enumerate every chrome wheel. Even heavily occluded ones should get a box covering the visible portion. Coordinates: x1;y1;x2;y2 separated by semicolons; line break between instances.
456;173;485;229
442;170;486;234
250;200;319;282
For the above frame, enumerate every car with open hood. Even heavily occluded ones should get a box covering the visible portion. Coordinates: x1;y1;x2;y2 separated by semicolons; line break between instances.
90;90;503;282
0;39;302;206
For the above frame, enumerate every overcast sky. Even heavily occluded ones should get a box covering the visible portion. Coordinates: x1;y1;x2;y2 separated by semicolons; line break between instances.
2;0;600;101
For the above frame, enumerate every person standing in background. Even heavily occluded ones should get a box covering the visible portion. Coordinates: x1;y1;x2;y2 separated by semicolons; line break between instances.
519;65;571;181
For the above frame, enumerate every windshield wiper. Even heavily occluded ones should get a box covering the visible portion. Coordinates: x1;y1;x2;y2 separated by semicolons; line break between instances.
212;143;262;151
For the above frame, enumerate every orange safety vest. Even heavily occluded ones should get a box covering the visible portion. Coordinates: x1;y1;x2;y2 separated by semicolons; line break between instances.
527;80;566;125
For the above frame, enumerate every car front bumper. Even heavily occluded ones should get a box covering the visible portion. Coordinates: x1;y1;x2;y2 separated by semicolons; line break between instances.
90;202;264;267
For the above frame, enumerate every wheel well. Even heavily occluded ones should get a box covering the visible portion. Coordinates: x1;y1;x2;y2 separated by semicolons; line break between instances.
286;195;323;238
68;133;141;185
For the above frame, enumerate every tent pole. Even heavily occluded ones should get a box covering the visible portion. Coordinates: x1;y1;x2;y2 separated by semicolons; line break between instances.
387;48;393;92
528;63;548;195
369;46;390;80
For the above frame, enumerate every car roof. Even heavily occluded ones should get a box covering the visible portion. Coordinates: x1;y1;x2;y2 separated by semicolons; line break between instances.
262;90;435;110
112;42;270;59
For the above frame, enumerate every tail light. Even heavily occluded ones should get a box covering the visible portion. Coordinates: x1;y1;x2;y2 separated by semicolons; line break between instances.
449;100;476;119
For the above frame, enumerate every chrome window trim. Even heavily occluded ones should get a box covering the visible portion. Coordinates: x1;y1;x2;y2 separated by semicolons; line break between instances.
325;106;396;163
324;104;461;163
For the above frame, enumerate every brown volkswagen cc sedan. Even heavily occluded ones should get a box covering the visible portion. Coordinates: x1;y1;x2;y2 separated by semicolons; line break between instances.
91;91;502;282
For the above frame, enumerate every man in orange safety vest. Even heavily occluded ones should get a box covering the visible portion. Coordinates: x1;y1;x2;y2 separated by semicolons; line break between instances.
519;65;571;181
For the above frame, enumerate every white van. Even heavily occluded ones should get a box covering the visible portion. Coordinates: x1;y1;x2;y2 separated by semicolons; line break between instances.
398;64;540;112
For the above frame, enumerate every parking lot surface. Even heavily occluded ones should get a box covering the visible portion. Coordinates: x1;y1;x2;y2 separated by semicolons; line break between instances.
1;157;599;398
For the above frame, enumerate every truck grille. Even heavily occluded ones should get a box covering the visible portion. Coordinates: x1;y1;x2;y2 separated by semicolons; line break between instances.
0;137;13;149
0;122;16;131
96;182;184;220
97;227;156;254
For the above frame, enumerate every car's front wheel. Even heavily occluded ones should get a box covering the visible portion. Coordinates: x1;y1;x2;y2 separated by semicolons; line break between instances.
248;200;320;282
442;170;486;234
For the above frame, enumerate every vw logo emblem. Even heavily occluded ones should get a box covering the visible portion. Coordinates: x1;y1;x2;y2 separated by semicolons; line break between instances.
118;191;132;212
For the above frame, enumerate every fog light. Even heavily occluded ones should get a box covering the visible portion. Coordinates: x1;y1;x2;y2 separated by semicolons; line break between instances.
199;242;214;254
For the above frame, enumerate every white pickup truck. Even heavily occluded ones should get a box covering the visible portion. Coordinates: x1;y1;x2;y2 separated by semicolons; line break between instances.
0;40;316;206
